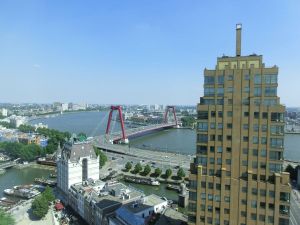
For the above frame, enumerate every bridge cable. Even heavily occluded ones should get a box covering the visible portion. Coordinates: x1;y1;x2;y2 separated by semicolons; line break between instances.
89;111;109;137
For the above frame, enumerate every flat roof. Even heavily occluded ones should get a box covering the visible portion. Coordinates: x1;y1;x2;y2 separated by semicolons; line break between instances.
122;194;167;214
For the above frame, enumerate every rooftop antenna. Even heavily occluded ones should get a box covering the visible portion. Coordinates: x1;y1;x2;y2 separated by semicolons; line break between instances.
236;24;242;56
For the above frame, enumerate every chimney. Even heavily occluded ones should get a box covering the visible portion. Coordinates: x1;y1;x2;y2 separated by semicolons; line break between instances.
236;24;242;56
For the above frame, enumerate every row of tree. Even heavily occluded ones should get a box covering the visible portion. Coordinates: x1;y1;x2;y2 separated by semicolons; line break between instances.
0;142;43;161
94;148;108;167
124;162;186;179
0;121;15;129
180;116;196;127
31;186;55;219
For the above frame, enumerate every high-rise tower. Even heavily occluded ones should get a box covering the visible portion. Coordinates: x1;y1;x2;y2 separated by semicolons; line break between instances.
188;25;290;225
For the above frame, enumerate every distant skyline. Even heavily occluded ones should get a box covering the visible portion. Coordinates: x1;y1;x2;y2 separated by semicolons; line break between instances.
0;1;300;106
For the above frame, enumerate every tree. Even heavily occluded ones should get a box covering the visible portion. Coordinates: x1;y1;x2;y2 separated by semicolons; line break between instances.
99;151;107;167
177;167;186;179
0;121;15;129
125;162;132;171
43;186;55;202
142;164;151;176
181;116;196;127
77;132;87;142
134;163;143;174
18;124;35;133
285;164;297;181
154;168;162;177
0;209;15;225
165;168;172;179
32;195;49;219
0;142;42;161
94;148;108;168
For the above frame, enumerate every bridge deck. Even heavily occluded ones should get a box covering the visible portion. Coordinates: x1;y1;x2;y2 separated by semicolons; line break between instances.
108;123;176;141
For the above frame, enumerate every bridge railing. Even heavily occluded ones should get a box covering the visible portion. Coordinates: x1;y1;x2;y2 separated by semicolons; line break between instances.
106;122;176;139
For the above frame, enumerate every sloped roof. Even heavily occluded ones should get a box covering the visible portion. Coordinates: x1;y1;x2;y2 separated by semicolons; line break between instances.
61;142;97;162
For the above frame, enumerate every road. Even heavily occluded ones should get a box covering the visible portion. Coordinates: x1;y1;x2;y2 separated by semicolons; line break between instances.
290;189;300;225
99;150;190;180
94;140;193;170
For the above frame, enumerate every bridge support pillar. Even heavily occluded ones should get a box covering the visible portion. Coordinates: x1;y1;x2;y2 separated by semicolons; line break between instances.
105;106;127;143
164;106;178;126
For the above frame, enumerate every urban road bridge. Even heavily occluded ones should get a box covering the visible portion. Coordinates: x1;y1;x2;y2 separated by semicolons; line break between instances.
99;105;178;144
92;105;193;166
92;105;192;168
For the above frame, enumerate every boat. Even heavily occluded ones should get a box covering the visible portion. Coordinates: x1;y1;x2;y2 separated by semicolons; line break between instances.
3;189;14;195
0;197;17;208
37;157;56;166
151;180;160;186
4;185;40;199
166;184;181;193
123;175;160;186
34;177;57;187
150;178;160;186
49;173;57;178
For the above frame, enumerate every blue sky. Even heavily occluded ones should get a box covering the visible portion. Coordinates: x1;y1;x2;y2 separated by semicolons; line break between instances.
0;0;299;106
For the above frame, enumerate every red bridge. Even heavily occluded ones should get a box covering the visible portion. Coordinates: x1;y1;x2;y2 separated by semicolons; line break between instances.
104;105;178;144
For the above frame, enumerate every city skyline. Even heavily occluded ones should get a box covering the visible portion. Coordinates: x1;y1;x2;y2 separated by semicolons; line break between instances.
0;1;300;106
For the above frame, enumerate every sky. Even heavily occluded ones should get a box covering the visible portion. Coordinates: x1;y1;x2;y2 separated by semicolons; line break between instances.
0;0;300;106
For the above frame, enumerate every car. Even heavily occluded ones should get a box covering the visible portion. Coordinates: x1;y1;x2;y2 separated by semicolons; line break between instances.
174;165;180;169
108;168;112;171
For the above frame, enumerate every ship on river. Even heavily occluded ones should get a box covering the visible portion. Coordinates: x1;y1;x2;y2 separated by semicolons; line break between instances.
123;175;160;186
34;177;57;187
4;185;40;199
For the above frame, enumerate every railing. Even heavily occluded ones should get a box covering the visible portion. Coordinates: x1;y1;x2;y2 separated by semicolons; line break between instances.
0;161;16;169
107;122;176;140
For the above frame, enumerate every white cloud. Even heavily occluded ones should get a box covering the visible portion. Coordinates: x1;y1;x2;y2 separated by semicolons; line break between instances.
33;64;41;68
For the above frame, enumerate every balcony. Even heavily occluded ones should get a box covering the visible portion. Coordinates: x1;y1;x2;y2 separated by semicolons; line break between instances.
279;205;290;216
280;192;290;203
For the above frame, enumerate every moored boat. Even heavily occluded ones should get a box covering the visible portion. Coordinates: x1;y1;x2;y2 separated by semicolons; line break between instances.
34;177;57;187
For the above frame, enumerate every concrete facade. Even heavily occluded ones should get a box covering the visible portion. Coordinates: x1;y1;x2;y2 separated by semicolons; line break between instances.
188;25;291;225
68;180;144;225
108;194;168;225
57;142;99;196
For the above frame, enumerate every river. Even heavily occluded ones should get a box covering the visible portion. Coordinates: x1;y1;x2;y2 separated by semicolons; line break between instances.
29;111;300;161
0;110;298;202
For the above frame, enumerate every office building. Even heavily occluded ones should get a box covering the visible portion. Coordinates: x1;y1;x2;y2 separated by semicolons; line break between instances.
188;25;290;225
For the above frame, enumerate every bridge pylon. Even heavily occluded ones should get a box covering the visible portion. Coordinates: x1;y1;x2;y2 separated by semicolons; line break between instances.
164;106;178;126
105;105;128;144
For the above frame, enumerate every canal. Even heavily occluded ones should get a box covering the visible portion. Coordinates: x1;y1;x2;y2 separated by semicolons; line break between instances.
0;167;51;198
